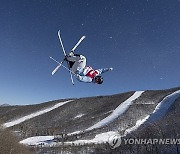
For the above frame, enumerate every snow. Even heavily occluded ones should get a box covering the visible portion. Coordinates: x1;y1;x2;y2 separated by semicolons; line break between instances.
124;115;150;135
19;90;180;148
20;136;55;146
3;100;73;128
124;90;180;135
86;91;144;131
68;131;82;135
20;131;118;146
74;113;84;119
65;131;118;145
147;90;180;123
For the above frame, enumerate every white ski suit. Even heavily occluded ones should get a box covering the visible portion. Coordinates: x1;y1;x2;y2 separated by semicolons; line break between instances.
66;54;112;83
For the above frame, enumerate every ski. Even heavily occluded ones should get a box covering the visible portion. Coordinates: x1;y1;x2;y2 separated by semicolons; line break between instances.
50;57;76;75
69;71;74;85
68;35;85;85
57;30;74;85
58;30;66;56
50;57;64;75
50;30;86;85
52;65;61;75
71;36;86;52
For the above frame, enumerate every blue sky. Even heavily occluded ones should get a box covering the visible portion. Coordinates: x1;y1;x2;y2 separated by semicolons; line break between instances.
0;0;180;105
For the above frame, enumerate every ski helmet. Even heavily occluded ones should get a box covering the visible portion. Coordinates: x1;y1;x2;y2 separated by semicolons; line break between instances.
94;76;103;84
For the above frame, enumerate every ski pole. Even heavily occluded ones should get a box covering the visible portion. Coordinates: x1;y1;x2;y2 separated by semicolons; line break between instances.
60;63;76;76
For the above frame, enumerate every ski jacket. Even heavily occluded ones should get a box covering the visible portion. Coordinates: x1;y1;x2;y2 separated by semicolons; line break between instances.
76;66;110;83
82;66;99;78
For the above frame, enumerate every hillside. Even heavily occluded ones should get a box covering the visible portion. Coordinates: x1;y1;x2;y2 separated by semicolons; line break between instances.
0;87;180;154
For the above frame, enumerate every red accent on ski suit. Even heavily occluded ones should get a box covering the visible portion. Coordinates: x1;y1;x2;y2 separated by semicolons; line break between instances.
85;66;99;79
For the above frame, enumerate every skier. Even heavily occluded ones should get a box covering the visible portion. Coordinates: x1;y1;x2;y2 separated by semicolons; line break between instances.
65;51;113;84
50;30;113;85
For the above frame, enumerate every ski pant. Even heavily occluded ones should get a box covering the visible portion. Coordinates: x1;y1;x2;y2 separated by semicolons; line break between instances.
67;55;86;74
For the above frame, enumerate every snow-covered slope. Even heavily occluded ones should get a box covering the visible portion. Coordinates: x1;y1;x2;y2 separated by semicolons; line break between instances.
18;89;180;148
1;87;180;153
3;100;73;128
124;90;180;135
20;131;119;146
147;90;180;123
86;91;144;131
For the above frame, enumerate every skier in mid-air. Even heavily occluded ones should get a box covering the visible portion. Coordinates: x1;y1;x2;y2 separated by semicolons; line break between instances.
65;51;113;84
50;30;113;85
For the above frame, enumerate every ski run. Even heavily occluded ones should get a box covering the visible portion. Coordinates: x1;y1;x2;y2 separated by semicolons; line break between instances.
20;131;118;146
86;91;144;131
17;90;180;147
125;90;180;135
3;100;73;128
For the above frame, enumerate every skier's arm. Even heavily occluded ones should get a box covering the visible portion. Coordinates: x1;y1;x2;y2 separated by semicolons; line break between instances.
97;68;113;75
75;74;92;83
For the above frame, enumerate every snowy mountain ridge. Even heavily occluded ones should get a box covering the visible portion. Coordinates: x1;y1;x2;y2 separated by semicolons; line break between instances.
3;100;73;128
0;87;180;153
0;103;10;107
18;90;180;147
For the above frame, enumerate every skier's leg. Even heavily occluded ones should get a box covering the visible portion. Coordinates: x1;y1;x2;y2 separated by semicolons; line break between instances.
66;53;81;68
66;53;86;73
66;55;81;62
72;55;86;73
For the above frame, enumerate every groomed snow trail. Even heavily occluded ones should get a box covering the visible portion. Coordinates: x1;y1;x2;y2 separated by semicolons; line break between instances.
3;100;73;128
147;90;180;123
86;91;144;131
20;136;54;146
20;131;118;146
124;90;180;135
